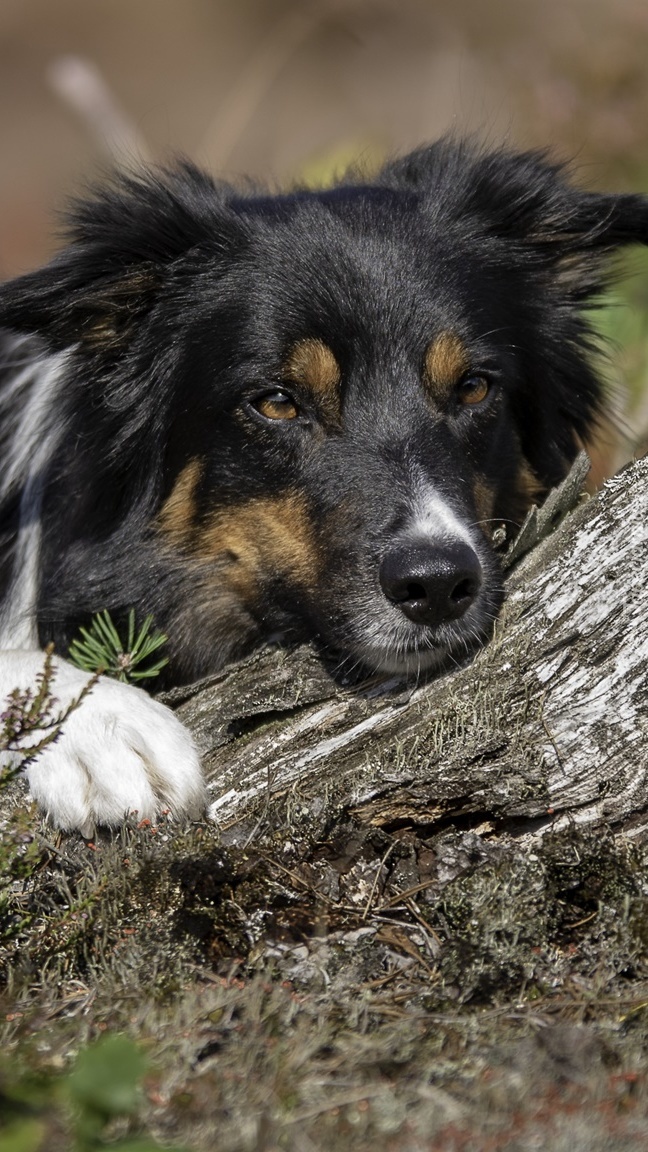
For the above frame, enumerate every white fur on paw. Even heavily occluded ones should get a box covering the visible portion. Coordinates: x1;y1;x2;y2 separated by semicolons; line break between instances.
0;650;205;832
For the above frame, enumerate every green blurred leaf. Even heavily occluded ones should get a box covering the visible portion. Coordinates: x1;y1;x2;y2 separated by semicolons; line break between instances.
0;1119;46;1152
298;139;384;189
68;1034;146;1118
593;247;648;412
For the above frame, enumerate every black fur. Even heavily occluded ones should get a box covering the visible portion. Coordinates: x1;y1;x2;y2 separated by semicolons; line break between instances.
1;139;647;684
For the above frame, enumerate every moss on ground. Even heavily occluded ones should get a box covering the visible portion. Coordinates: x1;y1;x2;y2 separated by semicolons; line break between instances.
3;792;648;1150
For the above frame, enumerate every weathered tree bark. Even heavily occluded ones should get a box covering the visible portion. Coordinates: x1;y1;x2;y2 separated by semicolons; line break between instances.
165;454;648;844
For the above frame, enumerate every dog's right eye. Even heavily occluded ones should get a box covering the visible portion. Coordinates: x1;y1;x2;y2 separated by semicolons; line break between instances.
251;390;300;421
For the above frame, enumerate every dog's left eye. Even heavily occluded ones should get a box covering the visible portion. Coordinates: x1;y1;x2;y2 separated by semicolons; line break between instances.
457;375;491;406
251;390;300;421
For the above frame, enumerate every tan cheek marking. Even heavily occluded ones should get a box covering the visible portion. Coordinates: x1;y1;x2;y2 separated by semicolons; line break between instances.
519;458;544;496
424;332;470;401
197;492;318;597
515;458;545;518
492;457;546;536
473;476;496;523
284;338;341;422
157;459;203;545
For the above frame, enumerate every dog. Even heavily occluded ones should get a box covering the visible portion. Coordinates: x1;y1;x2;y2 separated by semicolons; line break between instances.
1;138;647;833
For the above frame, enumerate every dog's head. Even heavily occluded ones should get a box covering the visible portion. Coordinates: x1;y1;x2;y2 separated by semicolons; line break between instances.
2;141;648;681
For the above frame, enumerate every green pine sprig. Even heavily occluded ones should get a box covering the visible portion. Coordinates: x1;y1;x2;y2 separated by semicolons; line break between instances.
68;609;169;684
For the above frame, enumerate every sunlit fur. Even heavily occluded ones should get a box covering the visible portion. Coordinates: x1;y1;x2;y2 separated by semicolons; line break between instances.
2;138;648;686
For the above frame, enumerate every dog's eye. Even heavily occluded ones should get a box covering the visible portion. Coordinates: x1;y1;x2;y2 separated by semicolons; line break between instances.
252;390;299;421
457;375;491;406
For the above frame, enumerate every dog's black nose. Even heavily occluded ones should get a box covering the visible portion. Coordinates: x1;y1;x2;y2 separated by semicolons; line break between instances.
379;540;482;627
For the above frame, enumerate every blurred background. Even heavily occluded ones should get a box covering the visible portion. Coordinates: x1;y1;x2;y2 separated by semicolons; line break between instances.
1;0;648;477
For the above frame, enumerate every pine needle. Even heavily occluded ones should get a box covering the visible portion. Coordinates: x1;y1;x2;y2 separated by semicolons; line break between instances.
68;609;169;684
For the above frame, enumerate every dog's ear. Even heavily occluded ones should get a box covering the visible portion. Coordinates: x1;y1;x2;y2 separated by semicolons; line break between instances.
0;162;247;351
458;148;648;265
382;140;648;268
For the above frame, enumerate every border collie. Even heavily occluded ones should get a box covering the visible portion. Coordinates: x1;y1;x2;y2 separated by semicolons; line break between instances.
1;139;647;832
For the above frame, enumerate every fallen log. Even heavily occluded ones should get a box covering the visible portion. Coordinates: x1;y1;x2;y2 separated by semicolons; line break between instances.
166;453;648;844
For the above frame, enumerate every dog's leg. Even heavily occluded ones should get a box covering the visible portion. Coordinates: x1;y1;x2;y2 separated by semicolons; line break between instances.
0;650;205;834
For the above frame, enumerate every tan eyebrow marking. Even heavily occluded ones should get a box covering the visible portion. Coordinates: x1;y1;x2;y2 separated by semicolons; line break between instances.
424;332;470;399
284;338;340;393
283;338;341;421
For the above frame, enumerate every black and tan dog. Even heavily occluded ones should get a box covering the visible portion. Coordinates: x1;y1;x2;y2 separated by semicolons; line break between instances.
1;138;647;830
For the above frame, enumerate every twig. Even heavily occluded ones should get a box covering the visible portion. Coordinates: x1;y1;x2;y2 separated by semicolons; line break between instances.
47;56;152;167
380;878;437;909
405;898;442;949
362;842;397;920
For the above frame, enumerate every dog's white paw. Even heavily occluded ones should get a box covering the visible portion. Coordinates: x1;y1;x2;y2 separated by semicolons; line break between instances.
0;650;205;833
